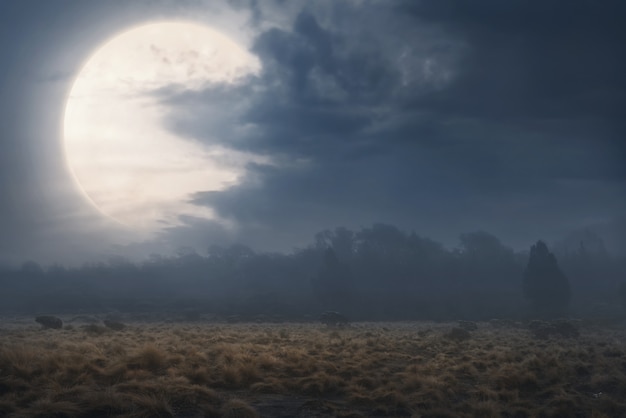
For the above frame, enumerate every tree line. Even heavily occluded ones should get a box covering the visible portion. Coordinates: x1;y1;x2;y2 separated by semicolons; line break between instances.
0;224;624;320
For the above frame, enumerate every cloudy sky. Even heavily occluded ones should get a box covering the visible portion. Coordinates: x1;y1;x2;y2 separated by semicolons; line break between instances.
1;0;625;264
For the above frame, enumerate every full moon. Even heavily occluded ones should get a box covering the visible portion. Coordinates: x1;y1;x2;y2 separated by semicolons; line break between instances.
63;22;261;233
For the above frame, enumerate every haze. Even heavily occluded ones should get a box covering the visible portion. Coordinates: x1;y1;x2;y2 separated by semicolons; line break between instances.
2;2;626;416
0;0;625;302
1;0;625;265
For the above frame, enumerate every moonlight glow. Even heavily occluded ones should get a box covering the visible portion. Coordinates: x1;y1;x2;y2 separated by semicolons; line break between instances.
63;22;261;233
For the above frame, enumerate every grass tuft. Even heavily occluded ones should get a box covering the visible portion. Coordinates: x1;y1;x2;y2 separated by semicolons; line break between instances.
0;319;625;416
220;399;259;418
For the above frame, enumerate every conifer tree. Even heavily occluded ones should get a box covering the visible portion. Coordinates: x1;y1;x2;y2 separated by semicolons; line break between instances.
523;240;570;317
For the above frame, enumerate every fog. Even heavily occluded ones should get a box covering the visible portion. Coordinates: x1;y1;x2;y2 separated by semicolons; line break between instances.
1;0;625;324
3;2;626;415
2;223;624;322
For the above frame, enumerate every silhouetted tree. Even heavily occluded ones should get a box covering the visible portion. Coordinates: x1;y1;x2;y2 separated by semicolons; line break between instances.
523;240;570;317
311;248;352;309
20;261;43;276
452;231;522;319
459;231;517;285
554;230;616;308
315;227;355;262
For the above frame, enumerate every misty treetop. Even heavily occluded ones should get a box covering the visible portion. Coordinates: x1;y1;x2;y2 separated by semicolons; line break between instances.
0;224;623;321
310;248;352;311
523;241;570;318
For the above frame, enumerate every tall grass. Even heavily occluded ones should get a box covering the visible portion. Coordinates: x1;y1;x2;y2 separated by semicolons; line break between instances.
0;319;624;416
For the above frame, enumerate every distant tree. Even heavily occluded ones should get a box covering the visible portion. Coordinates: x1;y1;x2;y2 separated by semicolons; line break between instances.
555;229;609;260
458;231;519;286
311;248;352;309
523;240;570;317
460;231;513;260
355;224;407;259
618;282;626;311
315;227;355;262
208;244;254;260
20;261;43;276
554;230;616;306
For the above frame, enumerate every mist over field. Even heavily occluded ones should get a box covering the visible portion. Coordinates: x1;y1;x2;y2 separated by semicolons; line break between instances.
1;0;626;416
2;225;626;417
1;224;625;322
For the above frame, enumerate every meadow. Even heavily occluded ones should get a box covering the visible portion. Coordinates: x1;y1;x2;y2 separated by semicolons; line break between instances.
1;317;625;417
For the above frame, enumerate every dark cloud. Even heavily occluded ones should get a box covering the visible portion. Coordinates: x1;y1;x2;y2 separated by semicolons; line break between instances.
157;7;402;160
1;0;625;262
154;1;626;252
401;0;626;133
394;0;626;185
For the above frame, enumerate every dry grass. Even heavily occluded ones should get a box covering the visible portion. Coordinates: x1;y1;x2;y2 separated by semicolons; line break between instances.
0;318;625;416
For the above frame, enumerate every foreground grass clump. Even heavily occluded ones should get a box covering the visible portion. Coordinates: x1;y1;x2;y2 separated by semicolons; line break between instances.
0;319;625;417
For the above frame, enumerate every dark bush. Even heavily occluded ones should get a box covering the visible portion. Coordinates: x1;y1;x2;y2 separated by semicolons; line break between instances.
35;315;63;329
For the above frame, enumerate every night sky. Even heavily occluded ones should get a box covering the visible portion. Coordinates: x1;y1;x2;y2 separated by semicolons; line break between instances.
1;0;625;264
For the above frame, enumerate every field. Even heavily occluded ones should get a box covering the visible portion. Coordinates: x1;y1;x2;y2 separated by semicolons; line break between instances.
1;317;626;417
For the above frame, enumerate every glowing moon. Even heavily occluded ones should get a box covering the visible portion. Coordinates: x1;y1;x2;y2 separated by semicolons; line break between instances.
63;22;260;233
